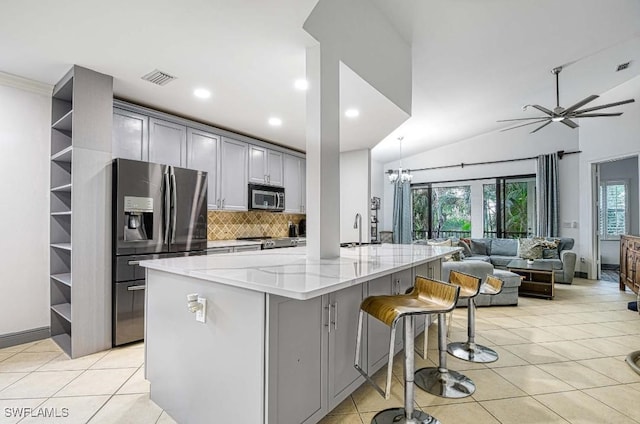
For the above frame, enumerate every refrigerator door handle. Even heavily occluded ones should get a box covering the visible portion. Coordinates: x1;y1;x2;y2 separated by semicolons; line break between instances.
170;170;177;244
163;172;171;245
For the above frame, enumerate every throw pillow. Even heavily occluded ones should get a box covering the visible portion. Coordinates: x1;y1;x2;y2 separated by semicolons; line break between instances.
518;238;544;259
491;238;518;256
458;240;472;258
470;239;488;255
541;239;560;259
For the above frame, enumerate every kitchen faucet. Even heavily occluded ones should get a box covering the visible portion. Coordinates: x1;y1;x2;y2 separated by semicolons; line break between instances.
353;213;362;246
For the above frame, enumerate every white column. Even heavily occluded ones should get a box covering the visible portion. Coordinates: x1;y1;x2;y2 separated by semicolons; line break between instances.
306;45;341;259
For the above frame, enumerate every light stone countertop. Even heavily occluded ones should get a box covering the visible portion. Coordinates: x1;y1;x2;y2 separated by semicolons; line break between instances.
141;243;460;300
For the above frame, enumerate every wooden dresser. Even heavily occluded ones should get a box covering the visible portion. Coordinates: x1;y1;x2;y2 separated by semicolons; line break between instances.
620;235;640;295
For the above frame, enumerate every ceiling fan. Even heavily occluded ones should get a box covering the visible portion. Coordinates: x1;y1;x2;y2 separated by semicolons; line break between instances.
498;66;635;133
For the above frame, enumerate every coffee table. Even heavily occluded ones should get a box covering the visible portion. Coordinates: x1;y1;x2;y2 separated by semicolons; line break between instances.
507;259;556;299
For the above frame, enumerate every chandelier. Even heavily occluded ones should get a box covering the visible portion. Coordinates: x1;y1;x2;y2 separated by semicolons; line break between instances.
386;137;412;183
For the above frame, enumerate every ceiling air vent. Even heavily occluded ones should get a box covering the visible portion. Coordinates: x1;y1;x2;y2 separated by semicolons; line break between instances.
616;61;631;72
141;69;177;86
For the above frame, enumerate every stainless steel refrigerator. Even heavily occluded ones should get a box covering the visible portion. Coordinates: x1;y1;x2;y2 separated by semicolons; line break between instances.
112;158;208;346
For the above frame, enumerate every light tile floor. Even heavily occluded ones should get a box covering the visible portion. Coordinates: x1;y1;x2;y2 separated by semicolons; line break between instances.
0;278;637;423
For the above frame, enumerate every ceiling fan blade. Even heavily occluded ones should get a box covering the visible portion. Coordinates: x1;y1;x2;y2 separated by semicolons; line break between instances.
573;112;623;118
529;105;554;116
561;118;579;129
530;121;553;133
497;117;549;122
574;98;635;114
562;95;599;115
500;119;549;132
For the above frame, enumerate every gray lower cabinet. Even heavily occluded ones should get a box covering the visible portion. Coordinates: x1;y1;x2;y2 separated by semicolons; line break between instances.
149;118;186;167
112;108;148;161
366;275;393;375
267;283;364;424
186;128;219;209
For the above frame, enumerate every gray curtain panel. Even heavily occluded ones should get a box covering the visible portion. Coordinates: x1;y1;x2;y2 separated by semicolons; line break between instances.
392;181;412;243
536;152;559;237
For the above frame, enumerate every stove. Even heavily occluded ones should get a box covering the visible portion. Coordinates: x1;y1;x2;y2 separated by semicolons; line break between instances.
236;237;305;249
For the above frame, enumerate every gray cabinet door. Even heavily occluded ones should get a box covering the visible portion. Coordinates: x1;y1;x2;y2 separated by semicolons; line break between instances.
327;284;364;410
392;268;414;351
149;118;186;167
186;128;219;210
267;150;283;186
220;138;248;210
112;108;148;161
366;275;393;374
267;294;327;424
283;154;301;213
248;145;267;184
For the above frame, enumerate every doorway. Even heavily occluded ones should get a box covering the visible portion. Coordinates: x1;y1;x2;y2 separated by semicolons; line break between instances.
593;155;639;281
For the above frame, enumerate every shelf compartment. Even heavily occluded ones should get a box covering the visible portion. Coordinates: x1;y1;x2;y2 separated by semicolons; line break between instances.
51;128;72;155
52;110;73;132
51;146;72;163
51;273;72;287
52;97;72;125
51;303;72;323
51;160;71;189
51;333;72;356
51;190;71;214
52;76;73;102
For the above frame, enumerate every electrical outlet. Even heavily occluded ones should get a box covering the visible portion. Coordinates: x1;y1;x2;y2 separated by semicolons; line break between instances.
580;257;585;263
196;297;206;323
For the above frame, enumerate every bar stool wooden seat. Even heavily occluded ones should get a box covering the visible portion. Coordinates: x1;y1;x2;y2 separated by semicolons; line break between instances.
447;275;504;363
414;271;478;398
354;276;460;424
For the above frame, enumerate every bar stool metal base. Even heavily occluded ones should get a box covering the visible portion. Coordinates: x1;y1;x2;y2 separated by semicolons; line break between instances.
371;408;440;424
447;341;499;363
414;368;476;398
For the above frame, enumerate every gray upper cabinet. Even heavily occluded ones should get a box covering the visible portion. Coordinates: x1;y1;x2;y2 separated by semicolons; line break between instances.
149;118;186;167
112;108;148;161
283;154;306;213
186;128;220;210
249;145;283;186
220;137;248;210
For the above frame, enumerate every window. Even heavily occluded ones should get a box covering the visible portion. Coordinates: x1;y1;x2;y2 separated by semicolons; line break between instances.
599;180;628;240
412;185;471;240
482;177;536;238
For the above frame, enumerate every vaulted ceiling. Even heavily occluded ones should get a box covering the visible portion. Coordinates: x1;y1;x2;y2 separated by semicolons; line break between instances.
1;0;639;163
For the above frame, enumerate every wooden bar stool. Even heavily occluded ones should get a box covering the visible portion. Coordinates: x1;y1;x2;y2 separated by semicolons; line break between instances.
414;270;478;398
354;276;460;424
448;275;504;363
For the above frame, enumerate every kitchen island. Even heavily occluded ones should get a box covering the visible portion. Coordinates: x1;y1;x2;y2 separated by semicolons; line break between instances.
140;244;458;424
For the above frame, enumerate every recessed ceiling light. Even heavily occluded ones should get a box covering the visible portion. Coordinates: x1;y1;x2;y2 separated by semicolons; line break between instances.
294;79;309;90
268;117;282;126
193;88;211;99
345;108;360;118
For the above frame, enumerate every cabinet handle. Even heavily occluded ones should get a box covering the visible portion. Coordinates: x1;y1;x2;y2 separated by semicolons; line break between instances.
332;301;338;330
222;198;225;208
394;279;400;294
325;304;332;333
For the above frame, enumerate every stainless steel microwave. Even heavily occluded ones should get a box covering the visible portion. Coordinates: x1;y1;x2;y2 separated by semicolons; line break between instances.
248;184;285;211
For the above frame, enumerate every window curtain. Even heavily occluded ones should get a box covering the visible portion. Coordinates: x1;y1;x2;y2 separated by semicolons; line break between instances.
536;152;559;237
392;181;412;243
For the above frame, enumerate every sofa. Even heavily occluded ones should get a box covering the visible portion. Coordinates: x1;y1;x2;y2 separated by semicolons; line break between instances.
459;237;577;284
441;261;522;306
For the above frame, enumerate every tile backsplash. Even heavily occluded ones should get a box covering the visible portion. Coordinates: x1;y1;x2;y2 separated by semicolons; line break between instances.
207;211;306;240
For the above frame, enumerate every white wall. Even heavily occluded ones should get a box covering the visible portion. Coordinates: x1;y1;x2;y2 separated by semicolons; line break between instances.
597;156;639;266
0;79;51;335
340;149;371;243
578;75;640;277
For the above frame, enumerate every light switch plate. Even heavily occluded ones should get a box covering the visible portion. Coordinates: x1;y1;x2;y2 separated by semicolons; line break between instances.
196;297;206;323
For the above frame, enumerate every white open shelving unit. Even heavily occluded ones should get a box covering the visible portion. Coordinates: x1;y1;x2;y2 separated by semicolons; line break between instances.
49;66;113;358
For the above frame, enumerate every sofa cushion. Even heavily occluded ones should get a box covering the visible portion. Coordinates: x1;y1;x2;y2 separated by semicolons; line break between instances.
464;255;491;263
490;255;518;268
491;239;518;256
538;259;563;270
470;239;490;255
